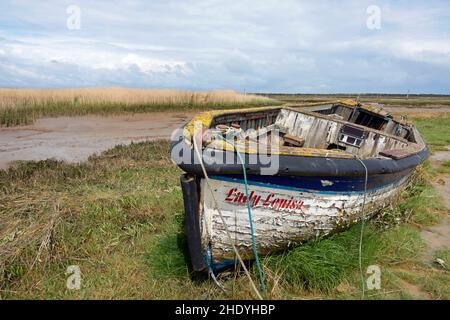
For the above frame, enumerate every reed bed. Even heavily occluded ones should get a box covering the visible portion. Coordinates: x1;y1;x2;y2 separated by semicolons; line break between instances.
0;88;276;126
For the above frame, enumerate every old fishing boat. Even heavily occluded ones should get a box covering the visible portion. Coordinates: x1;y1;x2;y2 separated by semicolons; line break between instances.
171;100;428;271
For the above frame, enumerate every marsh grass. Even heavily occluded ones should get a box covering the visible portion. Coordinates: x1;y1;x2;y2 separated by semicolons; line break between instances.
376;164;444;226
0;141;186;298
146;232;190;279
0;115;448;299
411;116;450;152
433;249;450;270
0;88;278;126
262;211;426;294
0;140;444;299
260;157;445;295
421;273;450;299
262;225;381;292
436;160;450;174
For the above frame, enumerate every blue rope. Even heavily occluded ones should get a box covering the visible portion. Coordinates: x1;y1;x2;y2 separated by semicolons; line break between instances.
201;205;226;291
221;136;267;293
204;246;226;292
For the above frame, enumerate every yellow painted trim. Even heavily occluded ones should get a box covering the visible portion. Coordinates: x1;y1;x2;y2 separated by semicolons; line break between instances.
206;140;353;159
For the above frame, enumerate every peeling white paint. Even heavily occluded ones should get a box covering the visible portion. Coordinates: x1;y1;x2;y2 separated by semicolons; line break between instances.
320;180;334;186
200;175;411;261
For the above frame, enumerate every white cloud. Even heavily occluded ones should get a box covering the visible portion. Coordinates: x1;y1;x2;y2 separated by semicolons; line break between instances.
0;0;449;93
119;54;188;73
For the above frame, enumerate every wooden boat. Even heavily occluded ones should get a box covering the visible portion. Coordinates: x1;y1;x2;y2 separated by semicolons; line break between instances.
171;100;428;271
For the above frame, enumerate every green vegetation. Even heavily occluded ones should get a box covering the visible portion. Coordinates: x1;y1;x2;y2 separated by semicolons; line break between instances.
435;160;450;174
433;249;450;271
0;137;447;299
0;141;188;298
1;110;449;299
263;225;423;293
421;273;450;299
263;164;445;298
412;116;450;152
378;164;443;226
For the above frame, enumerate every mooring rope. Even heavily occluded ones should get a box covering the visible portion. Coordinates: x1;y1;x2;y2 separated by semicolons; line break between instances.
355;155;369;300
195;124;369;299
192;129;264;300
219;135;267;293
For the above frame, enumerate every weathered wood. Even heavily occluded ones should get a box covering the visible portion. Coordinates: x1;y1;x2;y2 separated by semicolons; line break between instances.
181;174;205;271
175;101;428;270
379;148;414;160
283;134;305;147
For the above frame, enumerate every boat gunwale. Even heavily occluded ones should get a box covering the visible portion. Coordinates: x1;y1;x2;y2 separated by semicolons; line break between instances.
174;140;429;178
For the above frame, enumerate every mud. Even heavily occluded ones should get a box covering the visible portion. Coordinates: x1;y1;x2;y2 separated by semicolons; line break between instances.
429;148;450;163
0;112;195;169
421;214;450;262
384;104;450;118
1;104;449;170
421;147;450;264
397;279;432;300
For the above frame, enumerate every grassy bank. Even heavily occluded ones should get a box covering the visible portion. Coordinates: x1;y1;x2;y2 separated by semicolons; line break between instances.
0;116;448;299
413;116;450;152
0;149;448;299
0;88;278;127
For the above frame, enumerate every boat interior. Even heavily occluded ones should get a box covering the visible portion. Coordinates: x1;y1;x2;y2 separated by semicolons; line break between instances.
204;102;424;160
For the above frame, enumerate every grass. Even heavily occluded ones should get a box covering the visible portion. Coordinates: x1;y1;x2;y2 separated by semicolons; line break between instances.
262;165;444;297
0;110;449;299
0;138;446;299
412;116;450;152
0;141;185;298
377;164;443;226
421;273;450;299
435;160;450;174
0;88;278;126
433;249;450;271
263;225;421;293
4;90;449;128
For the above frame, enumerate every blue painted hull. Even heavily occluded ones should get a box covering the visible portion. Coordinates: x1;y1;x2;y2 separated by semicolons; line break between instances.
211;167;415;194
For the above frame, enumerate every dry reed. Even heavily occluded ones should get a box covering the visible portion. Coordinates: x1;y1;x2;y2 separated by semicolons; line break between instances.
0;88;276;126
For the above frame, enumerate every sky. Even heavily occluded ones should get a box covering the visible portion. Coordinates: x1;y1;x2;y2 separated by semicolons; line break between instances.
0;0;449;93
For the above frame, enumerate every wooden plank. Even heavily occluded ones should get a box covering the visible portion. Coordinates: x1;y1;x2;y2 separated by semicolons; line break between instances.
283;134;305;147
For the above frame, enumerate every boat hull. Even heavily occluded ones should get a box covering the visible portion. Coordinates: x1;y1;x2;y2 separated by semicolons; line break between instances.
181;169;414;271
174;104;429;271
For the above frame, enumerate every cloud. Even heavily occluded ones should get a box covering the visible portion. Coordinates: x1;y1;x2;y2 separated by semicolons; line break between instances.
0;0;449;93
